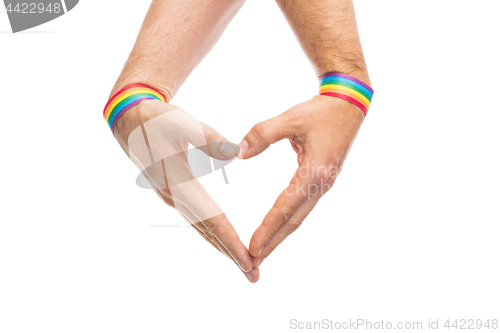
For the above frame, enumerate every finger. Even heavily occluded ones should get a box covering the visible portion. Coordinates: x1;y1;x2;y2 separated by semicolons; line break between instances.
192;219;241;265
197;221;259;284
253;177;336;267
132;109;254;280
194;220;244;267
199;213;254;273
248;169;318;257
175;196;253;273
179;208;245;276
197;220;259;283
185;216;224;253
199;123;237;161
161;109;234;161
253;193;321;268
156;155;254;274
243;267;260;283
188;216;260;283
176;179;256;280
170;194;227;256
237;113;295;159
162;179;256;280
164;164;251;273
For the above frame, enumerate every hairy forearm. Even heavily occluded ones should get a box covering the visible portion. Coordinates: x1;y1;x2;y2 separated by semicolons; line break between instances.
110;0;245;100
276;0;370;85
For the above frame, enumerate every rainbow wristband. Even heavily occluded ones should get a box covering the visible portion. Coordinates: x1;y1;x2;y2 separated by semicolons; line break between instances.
103;84;167;131
319;73;374;115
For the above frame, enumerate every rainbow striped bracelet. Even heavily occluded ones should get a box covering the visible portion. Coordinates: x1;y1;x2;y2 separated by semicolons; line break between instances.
103;84;167;131
319;73;373;115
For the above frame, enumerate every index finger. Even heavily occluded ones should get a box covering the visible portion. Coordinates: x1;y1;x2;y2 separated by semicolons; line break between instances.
249;165;324;257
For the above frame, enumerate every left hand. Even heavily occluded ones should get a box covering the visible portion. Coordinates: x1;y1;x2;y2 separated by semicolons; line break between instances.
237;95;365;267
113;100;259;282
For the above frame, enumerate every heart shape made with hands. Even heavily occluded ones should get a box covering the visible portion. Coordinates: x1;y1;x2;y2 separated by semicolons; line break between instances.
114;95;362;283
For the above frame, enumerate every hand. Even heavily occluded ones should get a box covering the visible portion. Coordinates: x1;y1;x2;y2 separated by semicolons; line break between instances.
237;95;365;267
113;99;259;283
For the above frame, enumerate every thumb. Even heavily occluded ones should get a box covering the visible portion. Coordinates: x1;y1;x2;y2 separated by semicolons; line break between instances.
237;113;292;159
200;123;236;161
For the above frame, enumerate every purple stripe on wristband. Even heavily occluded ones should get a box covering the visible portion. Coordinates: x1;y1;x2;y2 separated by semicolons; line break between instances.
320;73;374;93
110;98;150;132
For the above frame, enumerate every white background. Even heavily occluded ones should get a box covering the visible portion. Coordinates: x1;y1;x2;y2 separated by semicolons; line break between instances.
1;1;499;332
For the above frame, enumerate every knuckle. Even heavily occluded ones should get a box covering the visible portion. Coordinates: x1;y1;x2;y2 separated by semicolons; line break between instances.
252;122;269;143
279;208;294;223
260;219;278;240
264;229;275;241
288;219;303;232
275;194;289;208
203;219;220;236
201;233;212;243
198;231;219;248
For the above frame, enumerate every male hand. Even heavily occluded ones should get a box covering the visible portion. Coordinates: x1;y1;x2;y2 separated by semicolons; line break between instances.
237;95;365;267
113;100;259;282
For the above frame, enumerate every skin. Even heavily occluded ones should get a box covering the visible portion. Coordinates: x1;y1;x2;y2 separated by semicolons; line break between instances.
110;0;247;100
109;0;260;283
109;0;371;281
239;0;372;268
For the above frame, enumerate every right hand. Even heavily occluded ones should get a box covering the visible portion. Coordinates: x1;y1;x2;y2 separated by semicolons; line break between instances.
113;99;259;283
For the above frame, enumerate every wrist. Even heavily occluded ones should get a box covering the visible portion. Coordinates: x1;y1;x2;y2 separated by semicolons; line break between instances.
112;99;154;141
318;72;373;115
110;75;174;103
103;83;167;134
317;68;371;89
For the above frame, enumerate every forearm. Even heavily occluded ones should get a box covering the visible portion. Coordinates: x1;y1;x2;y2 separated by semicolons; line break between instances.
110;0;245;100
276;0;371;85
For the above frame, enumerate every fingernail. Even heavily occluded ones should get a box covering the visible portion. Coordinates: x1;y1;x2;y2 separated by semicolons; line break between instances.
219;142;235;160
244;267;260;283
237;139;249;159
233;144;240;157
239;261;251;273
255;258;264;268
258;246;264;256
